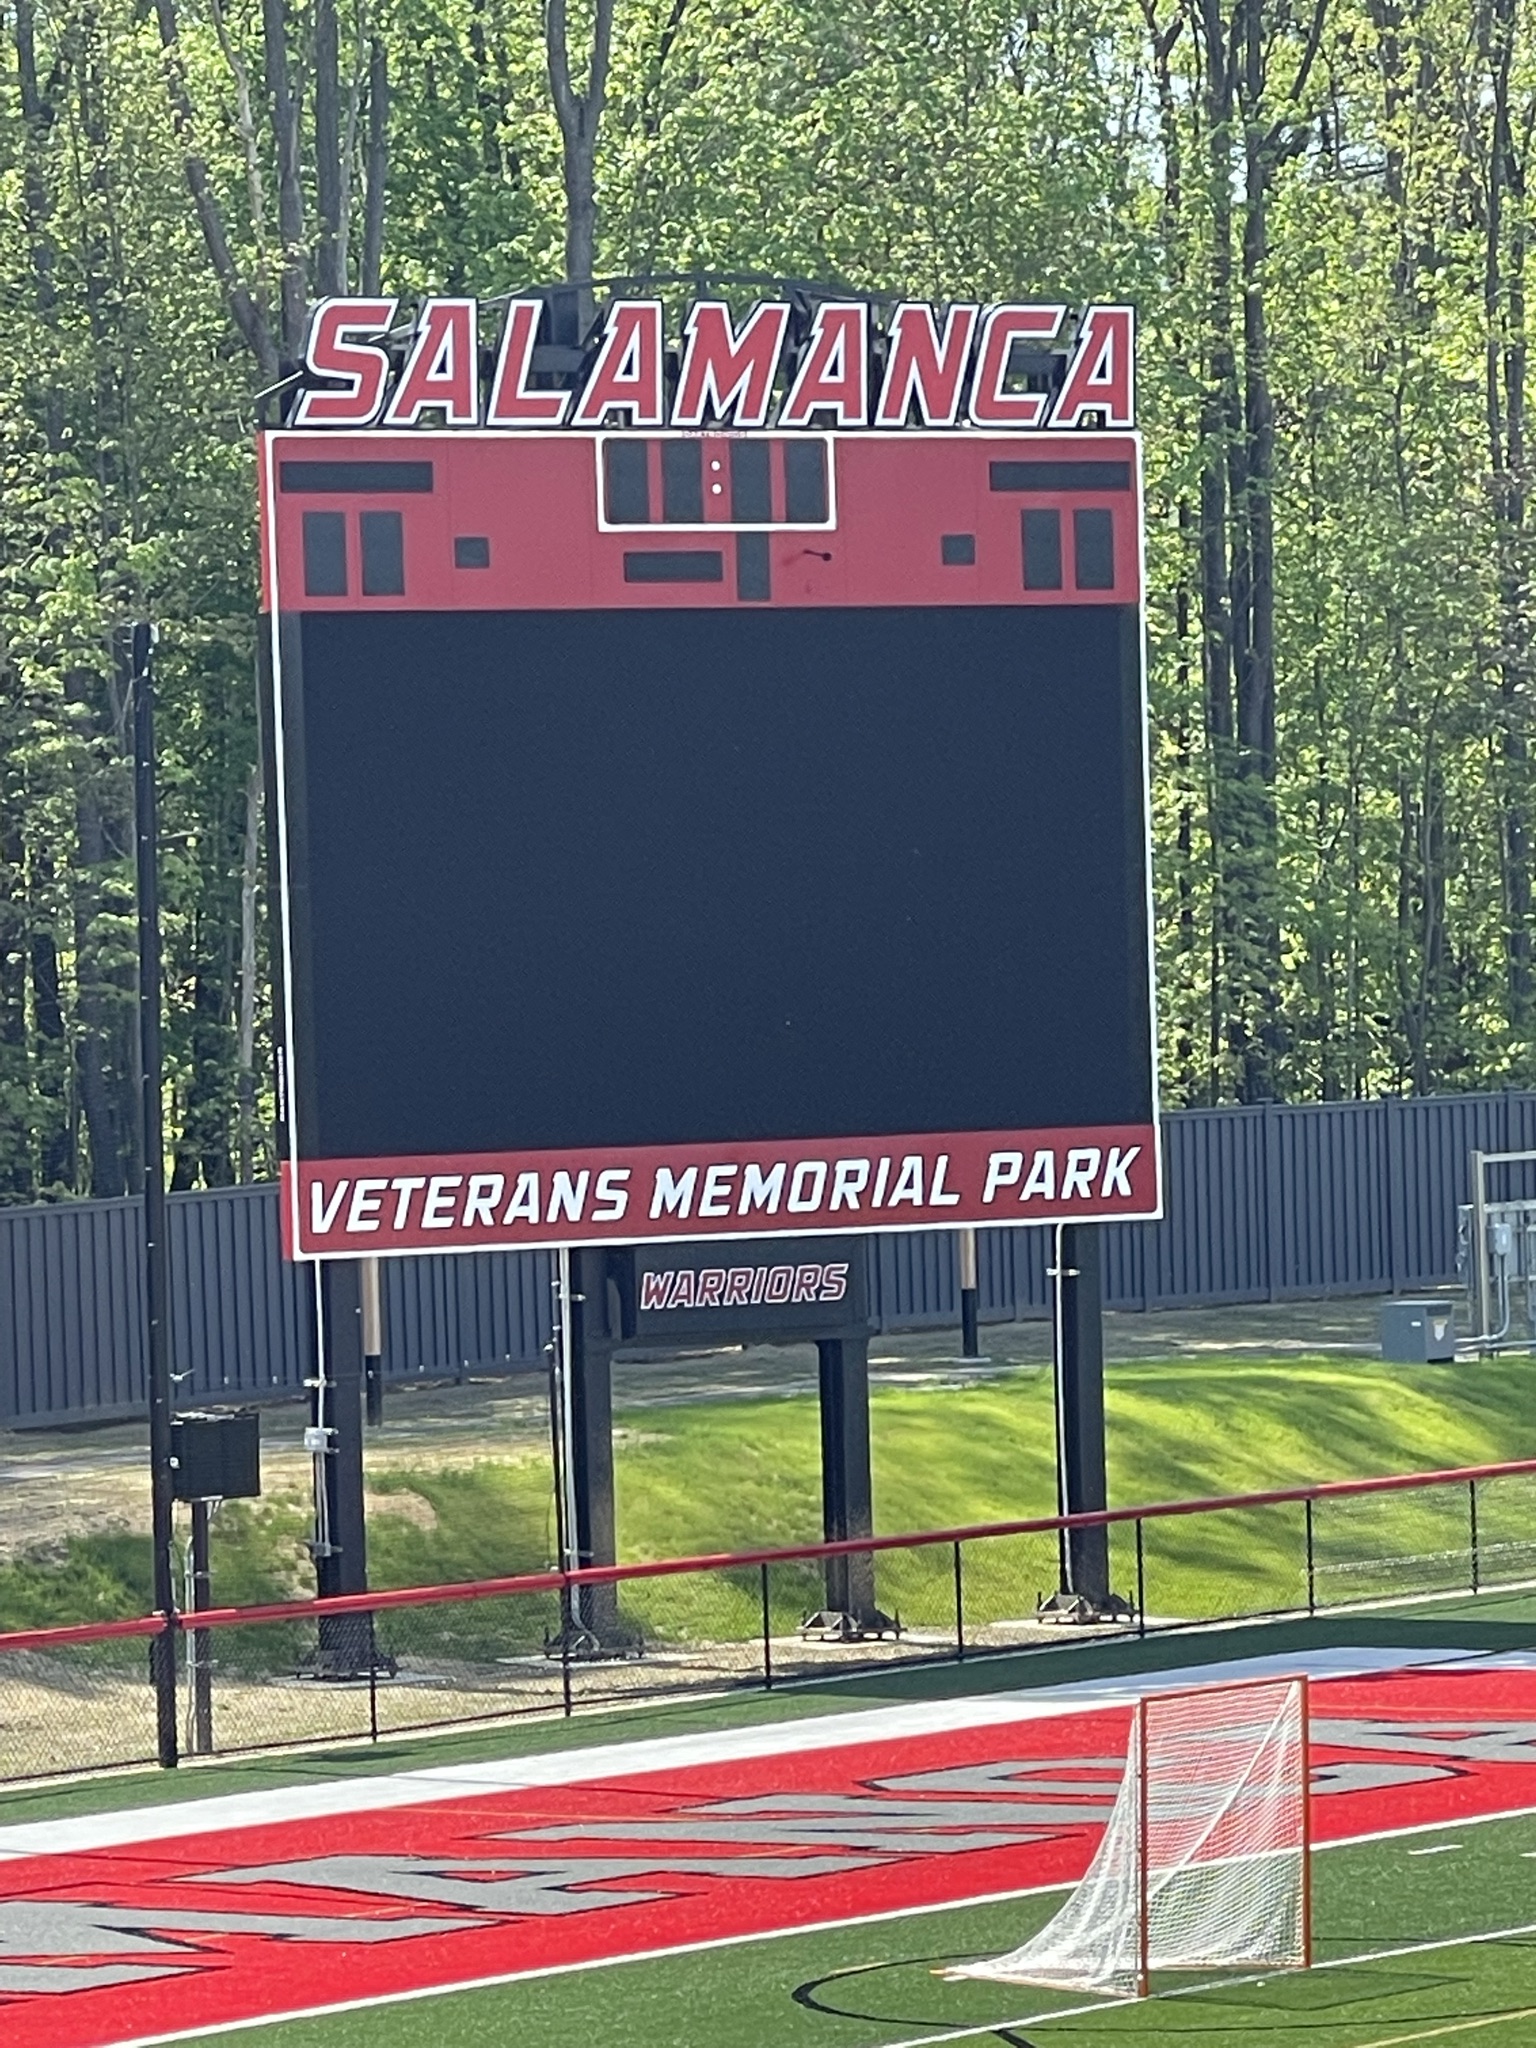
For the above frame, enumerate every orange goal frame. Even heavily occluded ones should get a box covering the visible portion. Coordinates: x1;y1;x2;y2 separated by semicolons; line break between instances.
1134;1672;1312;1998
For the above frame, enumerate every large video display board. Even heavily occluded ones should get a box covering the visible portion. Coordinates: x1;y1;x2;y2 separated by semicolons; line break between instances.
262;298;1159;1256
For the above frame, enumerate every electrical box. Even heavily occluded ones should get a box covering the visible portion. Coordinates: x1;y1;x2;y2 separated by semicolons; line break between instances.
170;1409;261;1501
1379;1300;1456;1365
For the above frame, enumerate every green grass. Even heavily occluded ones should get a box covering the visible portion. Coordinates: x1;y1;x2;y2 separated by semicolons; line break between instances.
7;1354;1536;1636
626;1354;1536;1557
173;1807;1536;2048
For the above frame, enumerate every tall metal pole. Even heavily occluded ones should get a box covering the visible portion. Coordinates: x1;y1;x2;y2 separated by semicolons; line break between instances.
189;1498;213;1754
550;1247;581;1637
1471;1148;1492;1354
554;1247;581;1579
133;621;179;1769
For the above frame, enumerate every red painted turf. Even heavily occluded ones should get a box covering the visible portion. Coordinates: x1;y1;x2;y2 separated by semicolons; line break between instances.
9;1665;1536;2047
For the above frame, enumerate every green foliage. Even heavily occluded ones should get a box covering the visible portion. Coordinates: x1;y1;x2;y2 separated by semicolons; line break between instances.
365;1463;554;1585
4;1356;1532;1640
4;0;1536;1200
0;1532;154;1629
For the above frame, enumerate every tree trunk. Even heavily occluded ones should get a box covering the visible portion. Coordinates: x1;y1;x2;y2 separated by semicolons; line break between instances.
237;762;260;1181
261;0;307;358
1481;0;1534;1041
313;0;343;296
546;0;617;327
361;38;388;296
1196;0;1238;1101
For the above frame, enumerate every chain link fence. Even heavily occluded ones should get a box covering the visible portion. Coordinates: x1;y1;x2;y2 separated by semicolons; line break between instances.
5;1458;1535;1785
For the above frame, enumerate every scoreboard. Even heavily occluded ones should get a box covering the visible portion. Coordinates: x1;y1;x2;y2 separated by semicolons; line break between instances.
261;305;1159;1259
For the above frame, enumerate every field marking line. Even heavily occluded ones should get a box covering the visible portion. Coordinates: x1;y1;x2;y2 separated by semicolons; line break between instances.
1353;2010;1536;2047
872;1921;1536;2048
0;1643;1457;1861
84;1829;1536;2048
83;1879;1084;2048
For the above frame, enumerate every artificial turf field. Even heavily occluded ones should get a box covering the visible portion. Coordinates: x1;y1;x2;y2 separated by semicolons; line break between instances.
12;1600;1536;2048
203;1827;1536;2048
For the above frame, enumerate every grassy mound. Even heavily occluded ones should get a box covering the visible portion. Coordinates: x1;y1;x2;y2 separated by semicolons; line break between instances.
5;1354;1532;1633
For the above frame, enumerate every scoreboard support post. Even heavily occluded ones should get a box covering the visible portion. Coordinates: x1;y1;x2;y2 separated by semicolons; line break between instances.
1041;1222;1132;1624
310;1260;377;1675
554;1238;891;1647
566;1246;625;1647
813;1334;890;1634
958;1229;981;1359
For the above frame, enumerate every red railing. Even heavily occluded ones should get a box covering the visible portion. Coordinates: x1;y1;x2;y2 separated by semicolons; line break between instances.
4;1452;1536;1654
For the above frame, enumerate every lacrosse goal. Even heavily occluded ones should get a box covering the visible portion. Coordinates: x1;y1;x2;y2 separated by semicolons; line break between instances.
949;1674;1311;1999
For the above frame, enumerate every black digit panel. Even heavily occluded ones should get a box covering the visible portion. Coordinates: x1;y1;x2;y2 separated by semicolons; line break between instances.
662;439;704;523
784;441;829;523
1022;508;1063;590
302;511;348;595
736;532;771;600
604;439;651;523
622;550;724;583
360;510;405;595
731;441;772;523
1074;508;1115;590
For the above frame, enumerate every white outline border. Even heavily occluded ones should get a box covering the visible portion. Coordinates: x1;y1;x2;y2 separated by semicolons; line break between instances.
593;429;838;532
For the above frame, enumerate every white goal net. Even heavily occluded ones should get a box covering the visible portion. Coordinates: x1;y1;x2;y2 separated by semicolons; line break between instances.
948;1675;1310;1999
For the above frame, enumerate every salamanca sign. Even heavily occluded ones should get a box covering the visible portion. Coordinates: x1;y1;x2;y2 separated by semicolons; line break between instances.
287;297;1135;433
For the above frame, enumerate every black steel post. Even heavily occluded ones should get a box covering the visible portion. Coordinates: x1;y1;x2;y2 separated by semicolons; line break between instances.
189;1499;213;1754
1047;1221;1118;1615
547;1266;575;1644
1305;1497;1317;1614
568;1246;622;1644
958;1228;980;1359
817;1334;880;1626
1135;1518;1146;1637
133;622;179;1771
315;1260;372;1673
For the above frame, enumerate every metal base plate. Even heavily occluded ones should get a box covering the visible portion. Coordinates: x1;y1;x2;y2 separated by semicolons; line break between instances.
799;1607;903;1642
1034;1588;1136;1626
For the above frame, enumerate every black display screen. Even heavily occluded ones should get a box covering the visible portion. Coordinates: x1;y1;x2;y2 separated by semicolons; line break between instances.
278;603;1151;1160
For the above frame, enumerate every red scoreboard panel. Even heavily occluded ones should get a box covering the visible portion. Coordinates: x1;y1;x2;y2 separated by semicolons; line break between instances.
261;427;1159;1257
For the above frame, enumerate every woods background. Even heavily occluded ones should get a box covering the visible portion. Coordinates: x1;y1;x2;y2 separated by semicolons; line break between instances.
0;0;1528;1201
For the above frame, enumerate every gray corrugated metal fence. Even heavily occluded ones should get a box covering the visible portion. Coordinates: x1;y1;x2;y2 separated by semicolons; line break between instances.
5;1091;1535;1427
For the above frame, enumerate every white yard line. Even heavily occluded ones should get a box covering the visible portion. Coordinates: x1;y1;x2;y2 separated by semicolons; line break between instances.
0;1643;1476;1860
874;1917;1536;2048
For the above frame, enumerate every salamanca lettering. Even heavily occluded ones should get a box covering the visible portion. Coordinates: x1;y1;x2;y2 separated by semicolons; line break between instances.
289;299;1135;434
